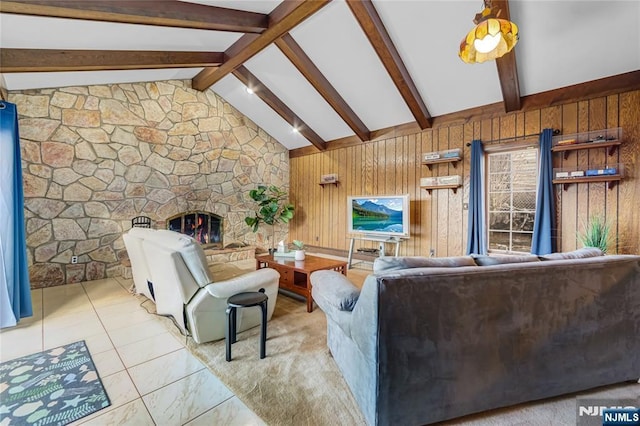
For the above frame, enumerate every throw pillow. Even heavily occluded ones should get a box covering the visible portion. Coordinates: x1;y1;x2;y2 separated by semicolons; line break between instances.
373;256;477;273
539;247;604;260
472;254;540;266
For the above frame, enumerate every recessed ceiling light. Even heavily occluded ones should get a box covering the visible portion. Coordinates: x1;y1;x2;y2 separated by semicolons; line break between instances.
292;127;299;134
246;86;254;95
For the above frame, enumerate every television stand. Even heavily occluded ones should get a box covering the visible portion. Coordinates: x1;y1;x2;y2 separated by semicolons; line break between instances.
347;236;405;269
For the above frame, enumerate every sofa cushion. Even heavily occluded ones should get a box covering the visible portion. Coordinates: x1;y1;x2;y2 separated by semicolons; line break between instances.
373;256;477;273
472;254;540;266
539;247;604;260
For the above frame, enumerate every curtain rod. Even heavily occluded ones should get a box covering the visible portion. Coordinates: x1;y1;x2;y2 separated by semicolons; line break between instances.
465;129;560;146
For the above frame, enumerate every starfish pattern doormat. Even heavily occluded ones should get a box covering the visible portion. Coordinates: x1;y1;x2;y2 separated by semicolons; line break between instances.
0;340;110;425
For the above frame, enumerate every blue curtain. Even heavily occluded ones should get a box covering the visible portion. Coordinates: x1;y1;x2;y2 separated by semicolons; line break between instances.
531;129;556;255
0;100;33;328
466;139;487;255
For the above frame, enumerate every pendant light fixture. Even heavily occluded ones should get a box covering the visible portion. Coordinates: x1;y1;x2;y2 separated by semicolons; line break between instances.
459;1;519;64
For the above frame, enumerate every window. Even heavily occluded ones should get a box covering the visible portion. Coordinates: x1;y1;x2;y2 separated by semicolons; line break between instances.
487;147;538;253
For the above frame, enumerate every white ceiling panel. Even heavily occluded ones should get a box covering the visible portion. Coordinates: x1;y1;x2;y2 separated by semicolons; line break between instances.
290;0;414;130
179;0;280;14
245;45;354;141
212;75;312;150
0;14;242;51
513;1;640;96
3;69;203;91
374;0;503;116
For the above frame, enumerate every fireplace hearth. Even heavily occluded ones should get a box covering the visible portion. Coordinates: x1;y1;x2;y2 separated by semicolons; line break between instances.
167;211;222;248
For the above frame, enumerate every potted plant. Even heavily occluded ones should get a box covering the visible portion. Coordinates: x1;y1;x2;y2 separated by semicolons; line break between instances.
292;240;305;261
245;185;295;253
579;215;611;254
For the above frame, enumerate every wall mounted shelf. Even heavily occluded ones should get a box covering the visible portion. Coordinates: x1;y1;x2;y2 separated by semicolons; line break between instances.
318;181;339;187
552;140;622;159
422;156;461;170
553;175;622;191
421;149;462;170
551;127;623;159
420;184;461;194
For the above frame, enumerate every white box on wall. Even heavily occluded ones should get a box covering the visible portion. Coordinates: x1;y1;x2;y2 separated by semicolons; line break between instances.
420;177;438;186
320;173;338;184
437;175;461;186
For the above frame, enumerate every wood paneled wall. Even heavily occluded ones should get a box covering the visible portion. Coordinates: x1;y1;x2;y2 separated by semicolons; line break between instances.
289;89;640;256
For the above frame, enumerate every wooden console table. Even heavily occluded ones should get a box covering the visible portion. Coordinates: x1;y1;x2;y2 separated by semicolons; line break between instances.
256;254;347;312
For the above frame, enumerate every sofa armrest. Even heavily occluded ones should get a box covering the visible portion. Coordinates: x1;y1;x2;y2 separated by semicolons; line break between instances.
204;268;280;299
311;270;360;312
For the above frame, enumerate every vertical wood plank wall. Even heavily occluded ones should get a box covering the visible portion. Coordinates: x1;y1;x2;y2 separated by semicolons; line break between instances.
289;90;640;256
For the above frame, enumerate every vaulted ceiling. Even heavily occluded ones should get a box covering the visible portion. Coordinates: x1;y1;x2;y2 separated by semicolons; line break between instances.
1;0;639;152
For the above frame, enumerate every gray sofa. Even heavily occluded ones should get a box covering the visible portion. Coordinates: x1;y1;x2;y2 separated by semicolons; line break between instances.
311;250;640;425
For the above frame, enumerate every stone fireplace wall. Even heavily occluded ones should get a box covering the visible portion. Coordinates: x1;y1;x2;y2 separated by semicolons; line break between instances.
9;80;290;288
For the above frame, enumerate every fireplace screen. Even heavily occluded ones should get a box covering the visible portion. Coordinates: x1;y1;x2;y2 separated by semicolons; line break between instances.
167;212;222;248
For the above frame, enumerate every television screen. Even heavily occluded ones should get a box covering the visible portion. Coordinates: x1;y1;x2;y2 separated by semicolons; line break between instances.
347;194;410;239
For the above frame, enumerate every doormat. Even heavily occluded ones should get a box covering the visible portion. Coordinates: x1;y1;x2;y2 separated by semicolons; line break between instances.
0;340;110;425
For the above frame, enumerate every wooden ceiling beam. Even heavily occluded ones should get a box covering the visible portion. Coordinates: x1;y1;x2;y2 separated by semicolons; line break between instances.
275;33;371;142
289;70;640;157
193;1;330;92
493;0;521;112
0;0;268;33
233;65;327;151
346;0;432;129
0;48;224;72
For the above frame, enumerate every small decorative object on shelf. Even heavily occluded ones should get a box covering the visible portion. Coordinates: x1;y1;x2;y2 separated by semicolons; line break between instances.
552;163;624;190
319;173;339;186
422;148;462;169
551;127;623;158
420;175;462;194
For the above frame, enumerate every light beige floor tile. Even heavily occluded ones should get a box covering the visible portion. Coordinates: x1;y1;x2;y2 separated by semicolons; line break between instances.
116;331;183;368
107;318;170;348
91;348;126;377
83;278;133;308
97;301;156;331
128;348;205;395
114;276;135;291
75;399;154;426
0;322;42;362
43;285;94;318
44;331;114;355
185;396;266;426
142;369;233;426
43;311;106;348
43;309;102;333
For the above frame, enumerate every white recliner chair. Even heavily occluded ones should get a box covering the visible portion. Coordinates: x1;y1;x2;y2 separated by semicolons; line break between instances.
122;227;156;301
123;228;280;344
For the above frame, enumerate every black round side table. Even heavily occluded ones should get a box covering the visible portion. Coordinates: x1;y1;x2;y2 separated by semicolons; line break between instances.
225;290;268;362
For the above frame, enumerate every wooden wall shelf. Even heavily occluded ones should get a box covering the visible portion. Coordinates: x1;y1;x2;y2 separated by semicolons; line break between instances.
420;184;461;194
553;175;622;191
319;181;339;187
422;156;461;170
551;140;621;159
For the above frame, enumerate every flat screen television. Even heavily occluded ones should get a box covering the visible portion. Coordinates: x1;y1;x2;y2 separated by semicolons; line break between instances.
347;194;410;239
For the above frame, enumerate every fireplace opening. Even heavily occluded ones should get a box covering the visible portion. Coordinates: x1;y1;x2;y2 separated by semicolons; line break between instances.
167;211;222;249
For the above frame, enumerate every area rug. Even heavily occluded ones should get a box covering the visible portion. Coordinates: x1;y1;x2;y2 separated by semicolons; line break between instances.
164;295;367;425
0;340;110;425
165;292;640;426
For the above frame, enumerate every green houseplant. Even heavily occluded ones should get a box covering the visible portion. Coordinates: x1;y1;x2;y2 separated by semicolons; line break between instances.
245;185;295;252
579;215;611;254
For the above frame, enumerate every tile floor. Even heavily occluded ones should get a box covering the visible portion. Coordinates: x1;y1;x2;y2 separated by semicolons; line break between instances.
0;275;266;426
